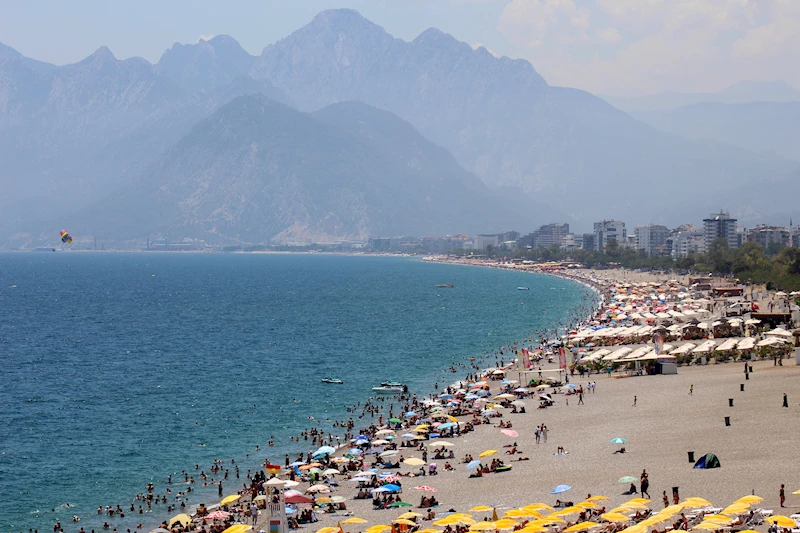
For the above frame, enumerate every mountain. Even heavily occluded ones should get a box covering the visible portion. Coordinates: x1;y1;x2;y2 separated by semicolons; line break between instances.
635;101;800;163
65;96;553;245
156;35;257;92
0;41;291;240
249;10;798;224
603;80;800;114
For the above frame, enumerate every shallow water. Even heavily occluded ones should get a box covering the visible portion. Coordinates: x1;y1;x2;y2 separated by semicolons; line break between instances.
0;253;594;532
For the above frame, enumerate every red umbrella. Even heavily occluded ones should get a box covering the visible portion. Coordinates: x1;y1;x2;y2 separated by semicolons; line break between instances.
414;486;437;492
204;511;231;521
285;494;314;504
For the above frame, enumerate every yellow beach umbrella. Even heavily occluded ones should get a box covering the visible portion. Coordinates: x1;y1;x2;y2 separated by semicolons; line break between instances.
600;513;631;523
168;514;192;528
505;510;542;519
721;503;750;515
221;526;251;533
734;496;763;504
493;519;520;529
366;525;392;533
316;528;342;533
518;527;548;533
403;457;426;466
620;502;648;510
793;490;800;495
398;513;423;519
587;496;610;502
393;519;418;526
692;523;722;531
576;502;599;509
479;449;498;458
543;514;568;522
448;415;459;423
661;505;685;516
470;522;498;531
343;518;368;524
564;522;600;533
220;494;241;506
737;530;762;533
529;518;565;526
470;506;494;512
418;529;444;533
702;515;731;524
682;498;712;507
765;516;798;528
552;506;583;516
627;498;650;504
525;504;555;512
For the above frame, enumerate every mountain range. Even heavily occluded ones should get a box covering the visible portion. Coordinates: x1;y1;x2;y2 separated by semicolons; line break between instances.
1;9;798;247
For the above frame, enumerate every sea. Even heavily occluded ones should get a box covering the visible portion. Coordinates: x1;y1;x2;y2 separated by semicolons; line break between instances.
0;252;595;533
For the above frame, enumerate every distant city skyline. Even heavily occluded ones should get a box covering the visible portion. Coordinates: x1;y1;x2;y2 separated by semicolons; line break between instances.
1;0;799;96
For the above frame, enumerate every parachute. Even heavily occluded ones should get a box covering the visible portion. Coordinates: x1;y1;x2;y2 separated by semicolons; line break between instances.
60;230;72;244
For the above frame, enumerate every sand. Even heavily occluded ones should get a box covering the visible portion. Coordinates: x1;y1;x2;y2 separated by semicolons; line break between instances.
287;358;800;532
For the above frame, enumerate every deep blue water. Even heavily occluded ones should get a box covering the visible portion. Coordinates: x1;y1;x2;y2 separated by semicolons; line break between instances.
0;253;593;533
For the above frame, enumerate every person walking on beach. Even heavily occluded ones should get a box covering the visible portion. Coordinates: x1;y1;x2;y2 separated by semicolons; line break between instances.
689;385;693;395
535;427;541;444
782;393;788;408
662;491;669;508
780;484;786;507
542;425;548;443
633;395;637;407
578;391;584;405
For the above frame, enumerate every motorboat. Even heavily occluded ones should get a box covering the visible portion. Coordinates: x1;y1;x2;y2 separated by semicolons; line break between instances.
437;284;454;288
381;381;405;387
517;287;529;290
372;383;408;393
321;378;344;384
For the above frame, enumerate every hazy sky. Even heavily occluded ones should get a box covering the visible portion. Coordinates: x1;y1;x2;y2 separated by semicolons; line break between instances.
1;0;798;96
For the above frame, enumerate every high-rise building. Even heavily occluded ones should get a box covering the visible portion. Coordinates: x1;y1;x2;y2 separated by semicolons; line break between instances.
746;225;790;249
703;211;738;250
593;220;626;251
525;223;570;249
634;225;669;257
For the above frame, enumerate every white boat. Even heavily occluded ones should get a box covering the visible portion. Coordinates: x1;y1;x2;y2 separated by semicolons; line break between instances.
372;384;407;393
321;378;344;384
381;380;405;387
517;287;529;290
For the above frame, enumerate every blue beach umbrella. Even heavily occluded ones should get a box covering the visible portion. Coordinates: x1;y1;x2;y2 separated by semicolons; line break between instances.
401;433;416;438
354;439;370;446
437;422;457;430
289;461;306;467
466;460;482;470
551;485;572;494
405;411;418;417
313;446;336;456
610;438;627;444
347;448;364;455
439;394;453;399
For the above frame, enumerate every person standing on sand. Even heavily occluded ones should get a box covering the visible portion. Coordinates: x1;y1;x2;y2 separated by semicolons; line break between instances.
542;425;548;443
633;395;637;407
780;484;785;507
578;391;584;405
689;385;693;395
783;393;788;408
662;491;669;508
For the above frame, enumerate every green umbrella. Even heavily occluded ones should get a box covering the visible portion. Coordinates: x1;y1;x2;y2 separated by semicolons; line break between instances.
618;476;637;484
389;418;403;423
389;502;412;508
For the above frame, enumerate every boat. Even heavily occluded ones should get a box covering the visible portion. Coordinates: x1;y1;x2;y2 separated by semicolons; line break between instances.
371;385;407;394
381;381;405;387
321;378;344;384
437;284;454;288
517;287;529;291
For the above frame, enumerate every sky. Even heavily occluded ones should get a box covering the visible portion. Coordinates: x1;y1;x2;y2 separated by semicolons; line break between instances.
1;0;798;96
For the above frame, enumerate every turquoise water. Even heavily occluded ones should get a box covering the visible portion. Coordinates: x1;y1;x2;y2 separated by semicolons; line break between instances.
0;253;594;533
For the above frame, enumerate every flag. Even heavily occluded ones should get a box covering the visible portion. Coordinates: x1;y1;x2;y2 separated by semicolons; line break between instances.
521;347;531;370
654;334;664;355
751;302;759;311
264;463;281;475
557;347;567;369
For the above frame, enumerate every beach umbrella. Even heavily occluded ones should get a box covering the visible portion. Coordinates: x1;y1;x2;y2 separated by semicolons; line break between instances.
466;460;482;470
504;510;542;519
515;387;529;392
393;519;418;526
221;526;251;533
600;513;630;523
365;526;392;533
372;439;390;445
577;502;599;509
692;523;724;531
500;429;519;438
314;445;336;456
682;498;712;507
149;529;171;533
552;507;583;517
587;496;610;502
734;495;763;504
306;484;330;493
481;409;498;416
404;457;425;466
205;511;231;521
793;490;800;495
299;463;322;471
389;418;403;424
389;502;413;508
417;529;444;533
414;485;438;492
398;513;424;519
168;514;192;528
524;504;555;512
551;484;572;494
429;440;454;447
494;519;520;529
620;502;648;510
765;517;798;528
401;433;417;438
380;450;398;457
702;515;732;524
618;476;637;484
610;438;627;444
627;498;650;504
322;468;340;476
286;493;314;504
470;506;494;512
376;429;395;435
220;494;241;506
265;477;287;487
564;522;600;532
537;517;566;525
721;503;750;515
469;522;498;531
480;449;498;458
315;528;342;533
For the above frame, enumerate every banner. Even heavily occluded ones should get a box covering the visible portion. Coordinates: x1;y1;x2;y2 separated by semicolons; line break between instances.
521;347;531;370
654;334;664;355
558;347;567;369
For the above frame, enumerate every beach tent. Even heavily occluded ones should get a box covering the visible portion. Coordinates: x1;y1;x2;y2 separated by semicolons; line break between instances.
693;453;720;469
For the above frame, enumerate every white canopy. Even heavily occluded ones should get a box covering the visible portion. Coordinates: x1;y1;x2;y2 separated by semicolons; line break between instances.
715;338;739;351
603;347;632;361
736;338;756;350
670;343;696;355
765;328;792;337
693;340;717;353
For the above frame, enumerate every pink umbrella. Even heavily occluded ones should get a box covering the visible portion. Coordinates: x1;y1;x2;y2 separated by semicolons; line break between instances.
500;429;519;438
204;511;231;521
382;475;401;482
414;486;437;492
